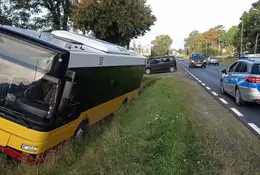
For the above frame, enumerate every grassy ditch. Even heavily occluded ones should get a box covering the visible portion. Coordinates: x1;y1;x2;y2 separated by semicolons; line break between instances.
0;77;219;174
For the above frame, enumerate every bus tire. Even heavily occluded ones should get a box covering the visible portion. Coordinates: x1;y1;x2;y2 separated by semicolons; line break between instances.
74;119;88;140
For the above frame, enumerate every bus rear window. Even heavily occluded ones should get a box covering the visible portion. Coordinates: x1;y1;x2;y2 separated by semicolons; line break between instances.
251;64;260;74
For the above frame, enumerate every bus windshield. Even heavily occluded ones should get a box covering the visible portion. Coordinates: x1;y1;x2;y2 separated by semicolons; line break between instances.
0;33;58;119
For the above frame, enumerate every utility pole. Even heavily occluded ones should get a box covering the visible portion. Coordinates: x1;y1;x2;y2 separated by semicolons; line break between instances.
217;38;220;56
255;33;259;54
205;40;208;57
240;17;243;56
252;8;260;54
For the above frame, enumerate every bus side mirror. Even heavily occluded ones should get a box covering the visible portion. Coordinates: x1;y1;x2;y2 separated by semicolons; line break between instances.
62;81;75;100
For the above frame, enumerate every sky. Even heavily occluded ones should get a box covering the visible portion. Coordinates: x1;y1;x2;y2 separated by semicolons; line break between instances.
134;0;257;49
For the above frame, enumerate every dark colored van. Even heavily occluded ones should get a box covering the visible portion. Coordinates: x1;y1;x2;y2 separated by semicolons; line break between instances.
145;56;177;74
189;53;207;68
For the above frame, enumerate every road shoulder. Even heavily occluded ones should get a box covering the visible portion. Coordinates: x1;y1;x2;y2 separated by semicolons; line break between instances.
171;65;260;174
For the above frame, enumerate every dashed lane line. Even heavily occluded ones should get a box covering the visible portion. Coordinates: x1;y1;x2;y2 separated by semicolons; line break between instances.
219;98;228;104
211;91;218;96
176;62;260;138
248;123;260;134
230;108;244;117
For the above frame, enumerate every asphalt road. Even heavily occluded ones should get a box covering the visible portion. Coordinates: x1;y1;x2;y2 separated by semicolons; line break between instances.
178;60;260;135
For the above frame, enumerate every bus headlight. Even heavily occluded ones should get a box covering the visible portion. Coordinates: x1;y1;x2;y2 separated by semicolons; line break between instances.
21;144;38;152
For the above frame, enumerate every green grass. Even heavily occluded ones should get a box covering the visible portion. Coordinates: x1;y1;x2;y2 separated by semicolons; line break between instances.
0;77;218;174
218;57;238;66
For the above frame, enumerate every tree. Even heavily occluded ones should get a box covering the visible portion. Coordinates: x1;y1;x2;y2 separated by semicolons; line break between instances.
0;0;12;25
151;35;173;56
214;25;225;32
184;25;239;56
72;0;156;48
234;1;260;53
224;25;238;46
184;30;198;48
184;30;205;54
203;28;219;49
9;0;72;30
178;48;183;54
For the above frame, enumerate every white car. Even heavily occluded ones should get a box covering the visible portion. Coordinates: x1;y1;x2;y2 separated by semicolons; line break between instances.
177;57;184;61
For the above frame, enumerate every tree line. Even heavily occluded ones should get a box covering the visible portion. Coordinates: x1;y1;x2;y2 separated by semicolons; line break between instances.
0;0;156;49
183;25;238;57
184;0;260;57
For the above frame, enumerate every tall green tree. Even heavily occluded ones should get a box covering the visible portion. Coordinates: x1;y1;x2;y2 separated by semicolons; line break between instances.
9;0;72;30
214;25;225;32
184;30;199;49
234;1;260;53
0;0;12;25
178;48;183;54
151;34;173;56
72;0;156;48
184;30;205;54
224;25;238;46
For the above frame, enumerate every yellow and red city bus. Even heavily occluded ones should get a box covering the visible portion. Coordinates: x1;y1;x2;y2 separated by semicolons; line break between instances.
0;26;147;163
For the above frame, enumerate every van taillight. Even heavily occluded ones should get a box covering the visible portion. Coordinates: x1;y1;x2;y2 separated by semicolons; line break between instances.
246;76;260;83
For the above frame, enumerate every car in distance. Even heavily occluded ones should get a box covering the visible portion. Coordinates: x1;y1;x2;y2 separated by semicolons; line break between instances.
207;56;219;65
189;53;206;68
177;56;184;61
220;58;260;106
145;55;177;74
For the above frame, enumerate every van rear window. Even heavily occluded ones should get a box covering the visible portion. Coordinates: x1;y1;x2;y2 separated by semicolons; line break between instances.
251;64;260;74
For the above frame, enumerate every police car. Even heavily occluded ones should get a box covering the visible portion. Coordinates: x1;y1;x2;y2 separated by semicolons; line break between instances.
220;58;260;106
240;53;260;59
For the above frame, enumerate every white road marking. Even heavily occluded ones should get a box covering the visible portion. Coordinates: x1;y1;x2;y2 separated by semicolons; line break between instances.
230;108;244;117
198;80;202;83
248;123;260;134
219;98;228;104
206;87;211;90
177;63;257;136
211;91;218;96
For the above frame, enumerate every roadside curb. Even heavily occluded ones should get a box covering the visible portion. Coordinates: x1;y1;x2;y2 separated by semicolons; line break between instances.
177;62;260;139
